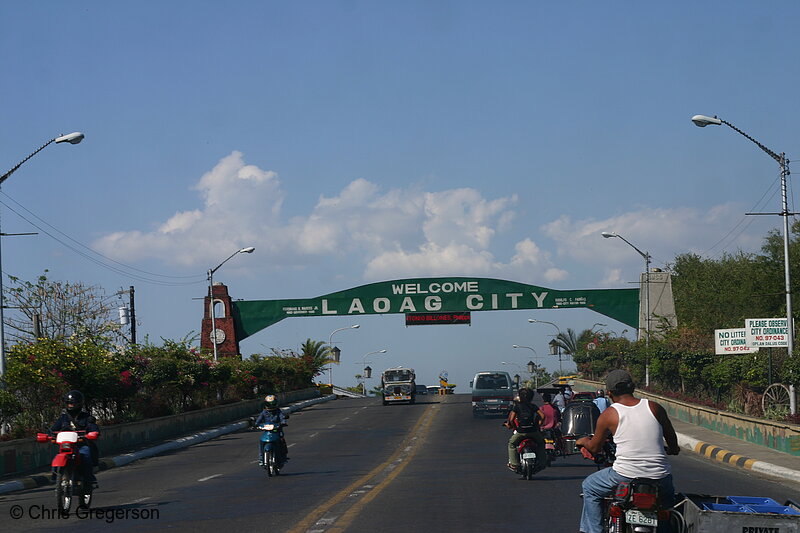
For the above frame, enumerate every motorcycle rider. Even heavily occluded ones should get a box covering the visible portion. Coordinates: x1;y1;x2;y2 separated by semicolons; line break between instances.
576;370;679;533
49;390;99;488
254;394;289;466
504;387;547;474
592;389;611;413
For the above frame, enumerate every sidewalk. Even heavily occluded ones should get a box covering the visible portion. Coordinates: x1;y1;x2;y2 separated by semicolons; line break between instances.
0;394;337;496
672;417;800;485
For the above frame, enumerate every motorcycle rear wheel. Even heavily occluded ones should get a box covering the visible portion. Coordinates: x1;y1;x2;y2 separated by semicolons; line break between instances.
522;459;534;480
56;465;75;516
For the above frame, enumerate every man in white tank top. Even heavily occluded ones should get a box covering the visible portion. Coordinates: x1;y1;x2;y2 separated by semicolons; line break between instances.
575;370;680;533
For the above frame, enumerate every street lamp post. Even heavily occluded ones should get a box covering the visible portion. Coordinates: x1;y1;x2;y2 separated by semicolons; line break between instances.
208;247;255;362
528;318;567;376
601;231;652;387
548;339;565;376
0;132;85;384
692;114;796;414
328;324;360;386
510;345;540;388
360;349;387;394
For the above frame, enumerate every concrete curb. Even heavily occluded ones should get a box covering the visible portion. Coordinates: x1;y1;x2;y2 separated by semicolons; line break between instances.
676;431;800;485
0;394;337;496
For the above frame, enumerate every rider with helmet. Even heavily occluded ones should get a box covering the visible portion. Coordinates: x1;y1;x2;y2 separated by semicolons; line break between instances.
254;394;289;466
49;390;100;487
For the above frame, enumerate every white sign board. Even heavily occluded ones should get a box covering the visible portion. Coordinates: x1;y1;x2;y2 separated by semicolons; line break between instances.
714;328;756;355
745;318;789;348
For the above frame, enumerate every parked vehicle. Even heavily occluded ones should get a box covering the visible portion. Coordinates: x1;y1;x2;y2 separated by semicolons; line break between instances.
381;367;416;405
471;371;514;417
427;385;440;394
415;384;428;395
258;423;286;476
36;430;98;515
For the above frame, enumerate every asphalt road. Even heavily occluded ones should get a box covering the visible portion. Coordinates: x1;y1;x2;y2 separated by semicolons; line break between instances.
2;394;798;532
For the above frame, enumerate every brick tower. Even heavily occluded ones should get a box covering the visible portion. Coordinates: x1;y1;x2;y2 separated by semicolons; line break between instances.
201;282;240;358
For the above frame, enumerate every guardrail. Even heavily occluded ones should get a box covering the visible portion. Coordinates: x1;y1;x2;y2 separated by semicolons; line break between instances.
573;379;800;457
0;387;321;478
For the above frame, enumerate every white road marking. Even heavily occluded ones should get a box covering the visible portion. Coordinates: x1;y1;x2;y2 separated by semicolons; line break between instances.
308;432;318;438
198;474;222;482
288;443;296;447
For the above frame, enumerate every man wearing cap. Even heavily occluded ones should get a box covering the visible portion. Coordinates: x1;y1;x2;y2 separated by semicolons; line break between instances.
575;369;680;533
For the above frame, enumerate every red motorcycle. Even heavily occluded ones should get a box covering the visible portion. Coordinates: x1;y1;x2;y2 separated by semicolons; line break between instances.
37;430;99;515
600;478;672;533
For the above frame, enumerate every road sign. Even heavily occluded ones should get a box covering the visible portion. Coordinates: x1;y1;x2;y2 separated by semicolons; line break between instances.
405;312;470;326
745;318;789;348
714;328;756;355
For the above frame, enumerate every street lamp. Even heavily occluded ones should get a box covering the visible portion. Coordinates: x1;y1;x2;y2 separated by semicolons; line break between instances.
692;114;796;414
328;324;360;386
208;246;255;362
602;231;652;387
511;345;540;388
360;349;387;394
0;132;85;384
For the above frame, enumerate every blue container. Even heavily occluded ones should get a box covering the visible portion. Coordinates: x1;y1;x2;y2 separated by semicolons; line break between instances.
728;496;780;506
748;505;800;516
702;503;753;513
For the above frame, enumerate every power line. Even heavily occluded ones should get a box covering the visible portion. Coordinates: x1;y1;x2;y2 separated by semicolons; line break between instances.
0;193;206;286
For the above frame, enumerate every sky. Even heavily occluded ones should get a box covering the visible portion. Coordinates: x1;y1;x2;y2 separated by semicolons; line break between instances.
1;1;799;391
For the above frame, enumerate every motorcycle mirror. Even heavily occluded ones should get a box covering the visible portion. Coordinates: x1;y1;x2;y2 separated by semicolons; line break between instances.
86;431;99;440
36;433;49;443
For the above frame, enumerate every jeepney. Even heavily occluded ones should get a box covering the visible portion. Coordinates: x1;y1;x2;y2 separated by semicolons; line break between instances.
381;367;416;405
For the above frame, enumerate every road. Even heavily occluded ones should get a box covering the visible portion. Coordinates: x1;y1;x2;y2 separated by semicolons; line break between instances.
2;394;798;532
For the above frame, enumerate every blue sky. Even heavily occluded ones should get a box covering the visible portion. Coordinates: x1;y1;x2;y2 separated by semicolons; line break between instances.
1;2;798;390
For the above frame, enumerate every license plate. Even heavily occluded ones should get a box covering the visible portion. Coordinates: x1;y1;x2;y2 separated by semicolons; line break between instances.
392;395;409;400
626;509;657;526
486;399;499;403
522;452;537;460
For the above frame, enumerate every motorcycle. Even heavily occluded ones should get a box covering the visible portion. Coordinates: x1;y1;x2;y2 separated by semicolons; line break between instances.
36;430;98;515
258;423;286;476
579;444;673;533
600;478;672;533
542;428;565;466
516;436;540;480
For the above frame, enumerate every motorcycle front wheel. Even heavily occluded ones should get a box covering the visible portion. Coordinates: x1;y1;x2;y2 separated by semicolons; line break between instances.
76;479;92;509
56;465;75;516
268;449;279;476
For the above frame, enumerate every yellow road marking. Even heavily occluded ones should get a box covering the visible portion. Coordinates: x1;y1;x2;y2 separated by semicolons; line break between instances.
286;405;437;533
326;407;437;533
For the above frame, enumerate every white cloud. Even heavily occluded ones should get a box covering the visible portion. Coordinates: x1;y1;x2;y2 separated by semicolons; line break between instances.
540;204;769;286
93;152;560;281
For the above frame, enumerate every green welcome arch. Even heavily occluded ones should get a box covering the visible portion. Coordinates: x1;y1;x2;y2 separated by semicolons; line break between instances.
232;277;638;341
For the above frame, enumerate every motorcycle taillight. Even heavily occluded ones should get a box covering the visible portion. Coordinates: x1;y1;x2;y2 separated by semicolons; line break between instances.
608;504;623;518
632;492;658;510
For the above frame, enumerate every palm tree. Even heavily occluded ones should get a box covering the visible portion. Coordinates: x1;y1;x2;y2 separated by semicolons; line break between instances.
555;328;578;355
299;338;331;377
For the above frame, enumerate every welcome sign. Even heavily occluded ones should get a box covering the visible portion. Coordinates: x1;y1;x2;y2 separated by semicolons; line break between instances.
232;277;638;341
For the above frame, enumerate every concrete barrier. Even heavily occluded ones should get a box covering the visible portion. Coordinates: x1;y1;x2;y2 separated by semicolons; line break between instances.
0;387;320;478
573;379;800;457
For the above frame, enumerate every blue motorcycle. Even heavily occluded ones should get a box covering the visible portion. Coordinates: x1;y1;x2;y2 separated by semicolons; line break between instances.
258;423;286;476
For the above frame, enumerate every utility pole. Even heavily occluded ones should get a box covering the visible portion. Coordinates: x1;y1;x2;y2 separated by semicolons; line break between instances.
117;286;137;345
